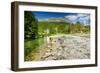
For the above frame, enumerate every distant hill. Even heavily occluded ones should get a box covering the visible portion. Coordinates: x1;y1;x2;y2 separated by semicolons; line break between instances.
38;18;89;26
39;18;71;23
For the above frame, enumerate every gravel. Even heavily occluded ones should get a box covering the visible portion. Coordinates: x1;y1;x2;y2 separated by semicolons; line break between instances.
40;34;90;61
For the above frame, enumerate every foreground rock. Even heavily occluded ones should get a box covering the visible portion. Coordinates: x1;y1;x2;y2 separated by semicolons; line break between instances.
40;35;90;61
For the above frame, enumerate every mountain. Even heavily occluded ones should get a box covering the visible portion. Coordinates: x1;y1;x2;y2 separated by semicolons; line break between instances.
39;18;71;23
39;18;89;26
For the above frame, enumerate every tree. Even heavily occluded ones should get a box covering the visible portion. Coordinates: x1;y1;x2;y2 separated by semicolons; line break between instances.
24;11;38;39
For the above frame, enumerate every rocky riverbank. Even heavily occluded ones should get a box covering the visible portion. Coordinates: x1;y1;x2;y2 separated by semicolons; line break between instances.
26;34;90;61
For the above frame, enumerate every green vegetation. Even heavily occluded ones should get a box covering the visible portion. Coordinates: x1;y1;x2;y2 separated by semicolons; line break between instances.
24;11;39;60
24;11;38;39
24;11;90;61
37;21;90;37
24;38;44;60
70;22;90;34
37;22;70;37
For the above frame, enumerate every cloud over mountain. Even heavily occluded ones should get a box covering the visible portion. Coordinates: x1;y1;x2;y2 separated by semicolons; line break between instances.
65;14;90;25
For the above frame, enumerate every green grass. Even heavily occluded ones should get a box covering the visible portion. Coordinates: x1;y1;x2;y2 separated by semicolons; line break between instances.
24;37;44;59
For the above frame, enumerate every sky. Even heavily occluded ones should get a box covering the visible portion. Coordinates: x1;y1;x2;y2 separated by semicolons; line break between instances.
32;11;90;25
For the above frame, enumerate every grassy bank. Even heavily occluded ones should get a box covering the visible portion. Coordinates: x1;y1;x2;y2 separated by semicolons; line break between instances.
24;37;44;61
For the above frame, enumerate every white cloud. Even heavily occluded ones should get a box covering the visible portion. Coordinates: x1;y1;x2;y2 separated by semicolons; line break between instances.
64;13;90;25
78;14;90;25
65;15;78;24
65;15;77;20
77;14;87;17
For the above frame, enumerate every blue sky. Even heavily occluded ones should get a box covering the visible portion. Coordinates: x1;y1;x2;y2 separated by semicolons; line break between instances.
32;11;90;25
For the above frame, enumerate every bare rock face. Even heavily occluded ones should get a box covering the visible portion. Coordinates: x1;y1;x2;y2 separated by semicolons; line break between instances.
40;35;90;61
